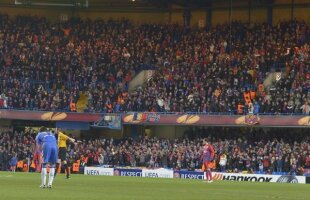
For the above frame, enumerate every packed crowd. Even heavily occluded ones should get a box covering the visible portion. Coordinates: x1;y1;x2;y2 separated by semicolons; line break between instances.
0;15;149;112
1;128;309;175
0;14;309;114
134;21;309;114
0;128;36;171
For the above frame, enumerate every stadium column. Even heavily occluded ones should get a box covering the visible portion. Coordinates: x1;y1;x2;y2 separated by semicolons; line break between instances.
183;8;191;30
267;0;274;25
206;4;212;28
290;0;294;21
248;0;252;23
229;0;232;53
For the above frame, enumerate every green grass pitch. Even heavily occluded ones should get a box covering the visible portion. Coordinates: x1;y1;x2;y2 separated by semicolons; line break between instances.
0;172;309;200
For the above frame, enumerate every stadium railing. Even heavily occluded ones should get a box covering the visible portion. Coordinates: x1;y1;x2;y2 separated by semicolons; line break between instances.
0;107;308;116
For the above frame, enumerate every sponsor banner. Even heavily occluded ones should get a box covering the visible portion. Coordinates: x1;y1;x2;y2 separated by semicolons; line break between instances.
212;172;306;184
84;167;306;184
174;171;205;180
0;109;309;127
114;168;142;177
122;113;310;127
142;168;174;178
123;112;161;123
303;168;310;175
84;167;114;176
0;109;102;122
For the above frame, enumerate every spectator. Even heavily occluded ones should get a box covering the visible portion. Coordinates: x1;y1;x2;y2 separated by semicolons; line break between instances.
9;152;17;172
305;155;310;167
2;148;9;171
276;156;283;173
300;101;310;114
0;147;3;170
219;153;227;172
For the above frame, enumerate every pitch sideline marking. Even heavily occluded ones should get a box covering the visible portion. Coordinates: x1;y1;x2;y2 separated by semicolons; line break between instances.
0;175;13;178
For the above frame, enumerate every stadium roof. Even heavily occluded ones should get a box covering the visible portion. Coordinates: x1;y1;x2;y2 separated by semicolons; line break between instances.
7;1;307;12
66;0;273;8
3;0;275;9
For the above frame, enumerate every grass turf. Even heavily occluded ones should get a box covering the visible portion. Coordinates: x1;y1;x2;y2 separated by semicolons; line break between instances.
0;172;309;200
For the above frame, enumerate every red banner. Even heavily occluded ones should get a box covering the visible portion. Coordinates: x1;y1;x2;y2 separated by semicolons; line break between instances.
0;110;101;122
0;110;309;127
122;113;310;127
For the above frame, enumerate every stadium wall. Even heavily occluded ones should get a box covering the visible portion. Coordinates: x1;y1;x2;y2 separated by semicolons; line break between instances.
62;129;81;138
0;119;11;132
0;1;309;25
82;128;123;139
250;8;268;23
79;11;169;24
122;125;187;139
146;126;189;139
122;125;142;139
294;7;310;22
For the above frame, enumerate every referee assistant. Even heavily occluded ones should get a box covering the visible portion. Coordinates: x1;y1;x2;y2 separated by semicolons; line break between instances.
56;130;75;179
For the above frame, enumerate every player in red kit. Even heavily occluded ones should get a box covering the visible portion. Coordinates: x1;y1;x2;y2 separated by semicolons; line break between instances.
33;144;43;172
202;140;215;183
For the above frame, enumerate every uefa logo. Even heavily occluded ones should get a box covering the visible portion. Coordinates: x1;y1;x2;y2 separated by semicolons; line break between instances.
41;112;67;121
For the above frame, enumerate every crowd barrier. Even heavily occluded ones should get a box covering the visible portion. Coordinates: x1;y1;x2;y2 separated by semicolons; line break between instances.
84;167;307;184
1;109;309;127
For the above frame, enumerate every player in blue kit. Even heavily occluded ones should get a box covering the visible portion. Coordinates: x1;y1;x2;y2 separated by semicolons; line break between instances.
36;126;58;189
